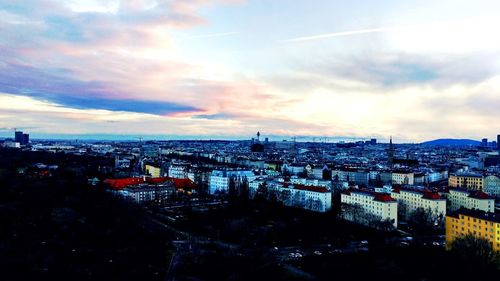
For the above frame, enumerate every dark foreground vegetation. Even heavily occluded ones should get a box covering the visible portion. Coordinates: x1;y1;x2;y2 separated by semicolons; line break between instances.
0;149;173;281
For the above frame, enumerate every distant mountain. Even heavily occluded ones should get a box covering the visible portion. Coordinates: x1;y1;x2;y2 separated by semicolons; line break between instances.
421;139;480;146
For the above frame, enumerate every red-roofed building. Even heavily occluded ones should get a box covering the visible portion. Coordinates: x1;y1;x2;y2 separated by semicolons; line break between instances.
168;178;197;190
293;184;329;193
340;188;398;228
390;186;446;220
104;177;145;189
103;177;196;191
248;179;332;212
445;188;494;213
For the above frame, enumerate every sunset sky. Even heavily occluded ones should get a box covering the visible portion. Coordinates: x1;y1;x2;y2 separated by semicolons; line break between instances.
1;0;499;142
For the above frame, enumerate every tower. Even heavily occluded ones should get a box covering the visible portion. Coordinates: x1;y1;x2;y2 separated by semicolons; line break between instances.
15;131;23;143
387;136;394;167
481;138;488;147
256;131;260;142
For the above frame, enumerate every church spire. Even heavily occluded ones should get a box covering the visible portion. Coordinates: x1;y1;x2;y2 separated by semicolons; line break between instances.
388;136;394;168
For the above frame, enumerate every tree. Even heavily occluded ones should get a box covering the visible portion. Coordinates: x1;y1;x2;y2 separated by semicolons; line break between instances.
228;176;237;202
254;182;268;203
239;177;249;202
279;189;292;206
297;168;308;178
451;234;500;267
292;191;304;208
322;169;332;180
268;189;278;205
282;168;292;177
408;207;444;233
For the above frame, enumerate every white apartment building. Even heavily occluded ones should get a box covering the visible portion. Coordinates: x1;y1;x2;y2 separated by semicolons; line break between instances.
340;189;398;228
118;183;175;204
209;170;256;194
445;188;495;213
168;163;189;179
390;187;446;220
2;141;20;148
289;177;332;188
331;169;369;186
311;165;327;179
425;171;448;183
248;179;332;212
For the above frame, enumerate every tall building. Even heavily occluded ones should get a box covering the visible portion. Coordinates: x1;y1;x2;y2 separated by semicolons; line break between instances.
497;134;500;150
481;138;488;147
14;131;29;145
22;133;29;145
15;131;23;143
370;138;377;145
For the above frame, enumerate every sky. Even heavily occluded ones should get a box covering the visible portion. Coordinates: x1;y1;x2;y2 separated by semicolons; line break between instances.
1;0;500;142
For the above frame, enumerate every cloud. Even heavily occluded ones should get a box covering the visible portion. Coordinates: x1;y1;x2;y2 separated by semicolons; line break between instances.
0;62;202;115
270;52;499;91
0;0;270;118
184;31;240;39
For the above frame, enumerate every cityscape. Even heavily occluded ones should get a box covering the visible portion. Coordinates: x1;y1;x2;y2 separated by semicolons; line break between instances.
1;130;500;280
1;0;500;281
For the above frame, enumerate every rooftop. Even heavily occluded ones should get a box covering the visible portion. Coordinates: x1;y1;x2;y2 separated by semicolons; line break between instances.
343;188;396;202
392;186;444;200
447;208;500;223
448;188;494;200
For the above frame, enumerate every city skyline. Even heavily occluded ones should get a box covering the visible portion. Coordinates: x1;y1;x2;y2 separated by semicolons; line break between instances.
1;0;500;142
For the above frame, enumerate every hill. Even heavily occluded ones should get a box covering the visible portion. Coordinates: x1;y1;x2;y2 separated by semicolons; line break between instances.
421;139;480;146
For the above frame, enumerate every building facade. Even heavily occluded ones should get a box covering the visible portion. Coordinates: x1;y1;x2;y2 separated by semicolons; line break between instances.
168;163;189;179
449;173;484;190
209;170;255;194
248;179;332;212
391;187;446;221
445;188;495;213
118;183;175;204
484;175;500;198
145;164;161;178
446;209;500;251
341;189;398;228
331;169;369;186
392;171;415;185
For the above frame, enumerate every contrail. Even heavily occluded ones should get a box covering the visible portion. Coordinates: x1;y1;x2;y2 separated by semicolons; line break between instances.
284;26;408;42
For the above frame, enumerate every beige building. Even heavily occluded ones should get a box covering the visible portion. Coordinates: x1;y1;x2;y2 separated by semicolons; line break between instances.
145;164;161;178
391;187;446;220
392;171;415;185
448;173;484;190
